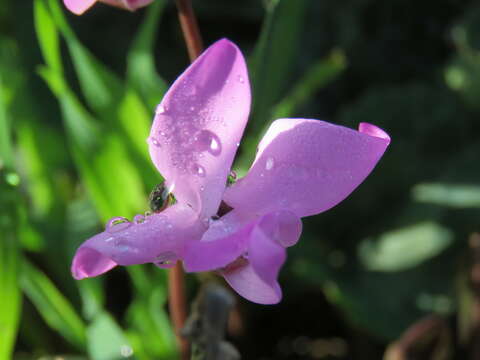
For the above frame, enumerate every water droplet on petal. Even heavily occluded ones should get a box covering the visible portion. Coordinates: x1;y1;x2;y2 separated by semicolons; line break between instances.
106;217;131;233
227;171;237;186
154;251;177;268
237;75;245;83
149;136;160;147
133;214;146;224
155;104;167;114
191;163;206;177
113;238;135;253
200;185;205;191
208;135;221;156
265;157;275;171
193;130;222;156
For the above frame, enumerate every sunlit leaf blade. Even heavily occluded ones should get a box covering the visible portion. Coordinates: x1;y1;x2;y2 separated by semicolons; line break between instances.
272;50;347;119
20;260;87;349
250;0;308;128
16;121;59;217
0;76;13;168
127;0;168;109
87;312;132;360
117;90;160;188
0;197;22;360
358;222;453;272
47;0;124;115
0;78;22;360
34;0;62;75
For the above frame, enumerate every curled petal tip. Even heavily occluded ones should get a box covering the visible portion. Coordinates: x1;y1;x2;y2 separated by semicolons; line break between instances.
221;264;283;305
359;122;391;144
71;247;117;280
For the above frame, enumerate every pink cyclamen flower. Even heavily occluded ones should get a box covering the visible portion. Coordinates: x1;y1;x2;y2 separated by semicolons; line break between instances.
71;39;390;304
64;0;153;15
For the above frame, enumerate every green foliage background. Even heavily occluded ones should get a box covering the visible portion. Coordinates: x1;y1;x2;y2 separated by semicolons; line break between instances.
0;0;479;359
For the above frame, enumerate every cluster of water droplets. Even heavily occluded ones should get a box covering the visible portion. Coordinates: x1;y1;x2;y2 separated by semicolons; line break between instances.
150;100;227;179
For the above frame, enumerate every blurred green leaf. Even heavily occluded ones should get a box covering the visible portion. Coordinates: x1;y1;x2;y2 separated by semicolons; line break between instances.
126;270;176;358
38;66;100;151
0;202;21;360
16;121;58;217
250;0;308;127
272;50;347;119
34;0;62;75
127;0;168;109
413;183;480;208
0;76;13;168
47;0;123;114
0;83;22;360
358;222;453;272
87;312;132;360
20;259;87;349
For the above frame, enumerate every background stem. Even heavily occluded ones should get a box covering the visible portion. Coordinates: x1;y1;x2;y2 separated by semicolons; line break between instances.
175;0;203;61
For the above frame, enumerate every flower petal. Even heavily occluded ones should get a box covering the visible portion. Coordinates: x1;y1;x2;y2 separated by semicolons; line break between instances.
183;210;253;272
149;39;251;217
184;210;301;304
224;119;390;218
221;211;301;305
63;0;97;15
222;264;282;305
71;204;203;279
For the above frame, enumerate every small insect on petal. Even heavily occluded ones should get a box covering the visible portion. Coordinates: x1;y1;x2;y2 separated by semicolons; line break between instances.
148;182;176;213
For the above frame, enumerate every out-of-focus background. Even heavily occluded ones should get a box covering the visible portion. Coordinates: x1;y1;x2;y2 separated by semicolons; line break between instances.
1;0;480;359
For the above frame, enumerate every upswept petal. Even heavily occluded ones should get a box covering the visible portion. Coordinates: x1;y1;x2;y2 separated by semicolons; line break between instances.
149;39;251;217
72;204;203;279
224;119;390;218
63;0;97;15
221;210;302;305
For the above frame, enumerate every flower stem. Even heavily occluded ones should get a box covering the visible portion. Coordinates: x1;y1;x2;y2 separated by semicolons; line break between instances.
175;0;204;61
169;1;204;359
168;263;189;359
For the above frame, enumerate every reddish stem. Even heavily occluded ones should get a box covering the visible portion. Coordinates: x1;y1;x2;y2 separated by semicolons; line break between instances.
169;1;204;359
168;263;189;360
175;0;204;61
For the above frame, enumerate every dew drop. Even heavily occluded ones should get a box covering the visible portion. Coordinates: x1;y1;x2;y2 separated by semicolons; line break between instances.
113;238;134;253
237;75;245;83
106;217;131;233
208;135;221;156
155;104;167;114
154;251;177;268
200;185;205;191
190;163;206;177
194;130;222;156
265;157;275;171
227;170;237;186
133;214;146;224
149;136;161;147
